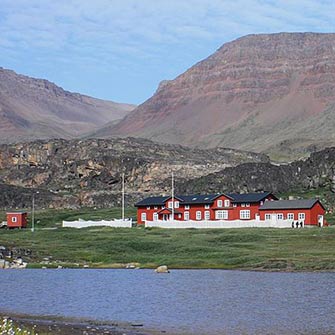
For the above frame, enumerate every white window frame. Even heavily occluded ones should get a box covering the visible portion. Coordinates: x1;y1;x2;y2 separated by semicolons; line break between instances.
241;203;246;207
168;201;173;208
154;206;158;210
174;201;179;208
298;213;305;220
161;205;164;209
240;210;250;219
196;211;202;220
141;213;147;222
205;211;210;220
204;204;210;209
146;206;150;210
224;200;230;207
185;204;190;209
184;212;189;221
287;213;294;220
265;214;271;220
215;210;228;220
11;217;17;223
246;203;250;207
233;203;237;207
153;213;158;221
277;213;284;220
217;200;223;208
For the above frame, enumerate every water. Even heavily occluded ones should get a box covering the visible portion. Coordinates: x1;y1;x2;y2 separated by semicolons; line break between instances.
0;269;335;334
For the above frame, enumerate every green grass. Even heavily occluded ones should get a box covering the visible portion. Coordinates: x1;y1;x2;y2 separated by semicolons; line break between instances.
0;224;335;271
0;189;334;272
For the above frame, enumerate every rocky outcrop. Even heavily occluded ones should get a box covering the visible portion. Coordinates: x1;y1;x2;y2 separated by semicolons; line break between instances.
0;246;31;269
177;147;335;207
0;138;268;209
0;67;135;143
103;33;335;160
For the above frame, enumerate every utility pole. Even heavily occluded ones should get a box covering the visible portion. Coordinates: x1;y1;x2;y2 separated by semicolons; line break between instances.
122;173;125;221
171;172;174;222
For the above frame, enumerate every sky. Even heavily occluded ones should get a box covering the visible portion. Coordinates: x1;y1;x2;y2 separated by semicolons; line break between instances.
0;0;334;105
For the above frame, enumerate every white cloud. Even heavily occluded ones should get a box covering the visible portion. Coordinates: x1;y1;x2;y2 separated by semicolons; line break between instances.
0;0;334;103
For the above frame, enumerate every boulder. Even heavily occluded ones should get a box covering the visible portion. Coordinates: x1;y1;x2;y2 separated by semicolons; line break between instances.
155;265;170;273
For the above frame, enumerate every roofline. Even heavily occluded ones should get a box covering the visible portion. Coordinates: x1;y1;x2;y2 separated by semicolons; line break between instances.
259;199;324;210
134;195;184;207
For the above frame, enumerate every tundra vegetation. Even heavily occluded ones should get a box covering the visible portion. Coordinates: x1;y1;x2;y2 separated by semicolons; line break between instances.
0;188;334;271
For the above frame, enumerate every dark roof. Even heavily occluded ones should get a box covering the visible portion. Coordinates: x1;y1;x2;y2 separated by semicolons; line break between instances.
135;196;170;206
259;199;323;210
135;192;274;207
180;194;221;205
227;192;275;203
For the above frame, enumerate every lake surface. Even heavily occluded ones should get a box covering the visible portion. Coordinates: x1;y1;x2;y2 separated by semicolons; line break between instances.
0;269;335;334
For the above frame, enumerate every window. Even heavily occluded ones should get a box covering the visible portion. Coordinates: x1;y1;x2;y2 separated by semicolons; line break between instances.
260;201;264;206
233;203;237;207
11;217;17;223
205;204;210;209
287;213;294;220
154;206;158;210
246;203;250;207
174;201;179;208
147;206;150;210
161;206;164;209
298;213;305;220
215;210;228;220
178;214;182;218
240;210;250;219
241;203;246;207
277;213;284;220
153;213;158;221
205;211;210;220
224;200;230;207
141;213;147;222
168;201;173;208
196;211;202;220
185;205;190;209
265;214;271;220
217;200;223;207
184;212;189;221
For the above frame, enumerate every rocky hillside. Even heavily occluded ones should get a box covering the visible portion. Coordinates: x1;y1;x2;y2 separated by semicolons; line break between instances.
101;33;335;160
0;138;268;209
0;67;135;143
177;147;335;198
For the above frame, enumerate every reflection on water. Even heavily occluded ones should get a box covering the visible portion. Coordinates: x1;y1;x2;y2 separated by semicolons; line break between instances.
0;269;335;334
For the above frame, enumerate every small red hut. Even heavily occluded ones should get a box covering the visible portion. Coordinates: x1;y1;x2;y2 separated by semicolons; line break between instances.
6;212;28;229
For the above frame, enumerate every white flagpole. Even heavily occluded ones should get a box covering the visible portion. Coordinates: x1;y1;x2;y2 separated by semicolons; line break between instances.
171;172;174;221
122;173;125;221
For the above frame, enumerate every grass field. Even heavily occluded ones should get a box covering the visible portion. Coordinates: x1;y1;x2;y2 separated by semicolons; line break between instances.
0;187;334;271
0;216;334;271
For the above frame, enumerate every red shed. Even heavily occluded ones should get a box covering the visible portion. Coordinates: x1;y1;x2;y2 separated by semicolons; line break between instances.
259;199;325;226
6;212;28;229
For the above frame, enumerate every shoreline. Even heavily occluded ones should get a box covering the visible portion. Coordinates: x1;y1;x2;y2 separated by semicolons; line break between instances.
22;264;335;273
0;312;177;335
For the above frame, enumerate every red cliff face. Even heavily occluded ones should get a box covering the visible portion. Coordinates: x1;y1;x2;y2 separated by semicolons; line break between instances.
103;33;335;159
0;68;135;143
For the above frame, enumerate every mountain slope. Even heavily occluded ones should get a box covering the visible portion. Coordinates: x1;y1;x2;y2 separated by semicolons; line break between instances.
0;67;135;143
100;32;335;159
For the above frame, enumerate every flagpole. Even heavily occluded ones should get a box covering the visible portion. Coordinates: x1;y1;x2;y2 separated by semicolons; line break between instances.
171;172;174;222
122;173;125;221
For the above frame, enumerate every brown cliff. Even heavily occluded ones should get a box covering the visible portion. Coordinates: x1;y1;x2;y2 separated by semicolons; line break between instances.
0;67;135;143
101;33;335;160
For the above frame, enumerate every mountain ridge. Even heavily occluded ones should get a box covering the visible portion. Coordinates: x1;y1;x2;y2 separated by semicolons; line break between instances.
98;32;335;160
0;67;135;143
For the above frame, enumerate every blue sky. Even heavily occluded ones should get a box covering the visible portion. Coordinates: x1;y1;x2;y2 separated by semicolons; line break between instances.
0;0;334;105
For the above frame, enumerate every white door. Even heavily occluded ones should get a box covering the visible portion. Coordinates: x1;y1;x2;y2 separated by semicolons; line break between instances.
318;215;324;227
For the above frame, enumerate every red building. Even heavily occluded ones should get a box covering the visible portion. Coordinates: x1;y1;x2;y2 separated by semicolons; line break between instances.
6;212;28;229
259;199;325;226
135;192;277;224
